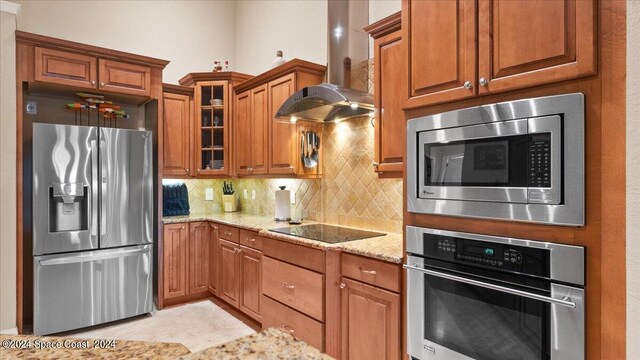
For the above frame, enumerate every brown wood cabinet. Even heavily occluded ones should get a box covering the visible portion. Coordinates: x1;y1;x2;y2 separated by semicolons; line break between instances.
163;223;189;299
233;59;326;178
235;85;269;175
366;13;405;176
208;223;219;294
262;295;324;350
477;0;596;94
402;0;596;108
162;84;193;177
218;238;241;307
178;72;252;178
341;278;401;360
34;46;152;97
189;222;210;294
239;245;262;321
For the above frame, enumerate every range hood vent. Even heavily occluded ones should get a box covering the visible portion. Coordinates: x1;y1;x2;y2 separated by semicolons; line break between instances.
276;0;373;123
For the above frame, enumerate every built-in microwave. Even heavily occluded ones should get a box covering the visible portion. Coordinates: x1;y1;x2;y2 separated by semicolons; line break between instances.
407;93;585;226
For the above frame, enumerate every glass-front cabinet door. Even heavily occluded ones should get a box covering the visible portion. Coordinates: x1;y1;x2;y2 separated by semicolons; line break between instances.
195;80;229;176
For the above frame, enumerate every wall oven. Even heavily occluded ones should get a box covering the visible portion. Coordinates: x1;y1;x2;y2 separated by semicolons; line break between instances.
405;226;585;360
407;93;584;226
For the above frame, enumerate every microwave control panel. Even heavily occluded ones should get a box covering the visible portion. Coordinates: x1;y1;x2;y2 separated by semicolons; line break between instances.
527;133;552;188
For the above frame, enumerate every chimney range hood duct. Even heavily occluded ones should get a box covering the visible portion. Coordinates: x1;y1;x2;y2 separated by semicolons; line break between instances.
276;0;373;123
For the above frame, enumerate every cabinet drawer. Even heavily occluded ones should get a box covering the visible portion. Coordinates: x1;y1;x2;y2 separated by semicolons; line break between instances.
34;47;97;89
262;256;324;321
341;253;401;293
239;229;263;251
263;236;324;273
262;295;324;351
98;59;151;96
218;224;239;243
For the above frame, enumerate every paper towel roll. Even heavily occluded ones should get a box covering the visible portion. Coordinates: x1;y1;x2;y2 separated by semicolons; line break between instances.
275;188;291;221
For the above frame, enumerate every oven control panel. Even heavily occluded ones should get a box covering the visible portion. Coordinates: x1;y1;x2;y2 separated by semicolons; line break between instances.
429;234;548;276
527;133;552;188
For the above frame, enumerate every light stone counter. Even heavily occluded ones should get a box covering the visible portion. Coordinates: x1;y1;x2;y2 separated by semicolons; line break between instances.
163;212;403;264
182;328;332;360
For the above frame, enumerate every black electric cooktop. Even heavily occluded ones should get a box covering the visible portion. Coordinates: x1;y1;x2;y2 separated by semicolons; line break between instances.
269;224;385;244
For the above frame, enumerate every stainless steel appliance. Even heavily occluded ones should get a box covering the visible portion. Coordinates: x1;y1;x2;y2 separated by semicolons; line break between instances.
405;226;585;360
269;224;384;244
407;93;585;226
32;123;153;335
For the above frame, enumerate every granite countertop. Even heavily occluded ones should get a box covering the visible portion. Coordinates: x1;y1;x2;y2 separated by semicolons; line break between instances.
0;334;190;359
163;212;403;264
182;328;332;360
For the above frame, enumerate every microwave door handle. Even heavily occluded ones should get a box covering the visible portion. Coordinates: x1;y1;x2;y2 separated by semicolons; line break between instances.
403;264;577;308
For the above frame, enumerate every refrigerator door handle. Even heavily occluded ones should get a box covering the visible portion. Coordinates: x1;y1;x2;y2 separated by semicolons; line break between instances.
37;246;150;266
100;139;107;237
90;139;99;239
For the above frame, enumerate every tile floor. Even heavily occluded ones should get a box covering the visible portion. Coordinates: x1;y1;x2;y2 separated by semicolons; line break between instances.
61;300;256;352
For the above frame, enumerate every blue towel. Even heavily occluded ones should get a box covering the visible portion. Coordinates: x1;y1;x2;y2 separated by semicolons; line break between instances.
163;183;190;216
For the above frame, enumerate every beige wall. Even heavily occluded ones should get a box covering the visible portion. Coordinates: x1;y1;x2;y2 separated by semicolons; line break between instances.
628;1;639;358
14;0;237;84
0;6;18;331
233;0;327;75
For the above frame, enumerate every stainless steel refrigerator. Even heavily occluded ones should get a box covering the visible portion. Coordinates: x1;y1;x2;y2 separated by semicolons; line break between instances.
32;123;153;335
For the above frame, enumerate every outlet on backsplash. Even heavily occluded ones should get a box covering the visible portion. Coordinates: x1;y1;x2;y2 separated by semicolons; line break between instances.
205;188;214;201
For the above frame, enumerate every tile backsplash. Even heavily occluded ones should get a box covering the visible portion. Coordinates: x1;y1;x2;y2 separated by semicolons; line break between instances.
169;60;402;233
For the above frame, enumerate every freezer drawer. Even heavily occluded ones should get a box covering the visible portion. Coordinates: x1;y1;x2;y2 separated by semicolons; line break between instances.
34;244;153;335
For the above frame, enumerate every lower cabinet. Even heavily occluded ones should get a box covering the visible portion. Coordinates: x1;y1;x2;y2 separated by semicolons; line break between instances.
218;238;241;307
239;245;262;321
163;222;211;301
208;224;219;294
341;278;401;360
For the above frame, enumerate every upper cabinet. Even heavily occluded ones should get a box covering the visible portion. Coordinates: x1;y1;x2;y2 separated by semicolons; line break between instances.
233;59;326;178
98;59;151;96
477;0;596;94
366;12;405;177
179;72;253;178
162;84;193;177
402;0;596;109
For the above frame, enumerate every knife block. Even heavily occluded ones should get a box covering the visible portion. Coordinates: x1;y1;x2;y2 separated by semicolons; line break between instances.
222;194;238;212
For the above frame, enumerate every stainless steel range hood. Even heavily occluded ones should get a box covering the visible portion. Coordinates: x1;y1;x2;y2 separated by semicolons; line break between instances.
276;0;373;123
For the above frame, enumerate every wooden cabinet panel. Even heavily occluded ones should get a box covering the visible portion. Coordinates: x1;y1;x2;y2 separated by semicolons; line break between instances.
262;256;324;321
218;239;240;307
250;84;269;174
341;278;401;360
193;81;232;176
34;47;97;89
98;59;151;96
162;92;191;177
268;74;297;174
262;237;325;273
189;222;209;294
373;28;404;175
163;223;188;299
403;0;476;108
239;245;262;321
478;0;596;94
239;229;263;251
208;223;219;294
341;253;401;293
262;295;324;350
235;90;252;175
218;224;239;243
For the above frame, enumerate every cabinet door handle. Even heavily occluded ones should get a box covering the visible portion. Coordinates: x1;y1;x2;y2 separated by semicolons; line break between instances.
339;282;346;289
463;81;472;89
479;77;488;86
282;282;295;290
359;267;377;275
100;82;105;87
281;325;295;335
247;237;256;242
91;80;96;85
185;168;190;174
196;169;201;174
181;225;186;229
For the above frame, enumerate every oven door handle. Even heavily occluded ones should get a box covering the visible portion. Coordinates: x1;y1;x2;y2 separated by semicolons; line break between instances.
403;264;577;308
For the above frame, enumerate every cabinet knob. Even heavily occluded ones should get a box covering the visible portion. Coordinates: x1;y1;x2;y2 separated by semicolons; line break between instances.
339;283;346;289
463;81;472;89
100;82;105;87
248;237;256;242
91;80;96;85
282;282;295;290
181;225;186;229
281;325;295;335
185;168;190;174
479;77;488;86
196;169;201;174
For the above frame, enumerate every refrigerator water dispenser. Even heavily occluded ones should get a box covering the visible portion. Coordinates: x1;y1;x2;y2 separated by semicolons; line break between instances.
49;183;88;232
